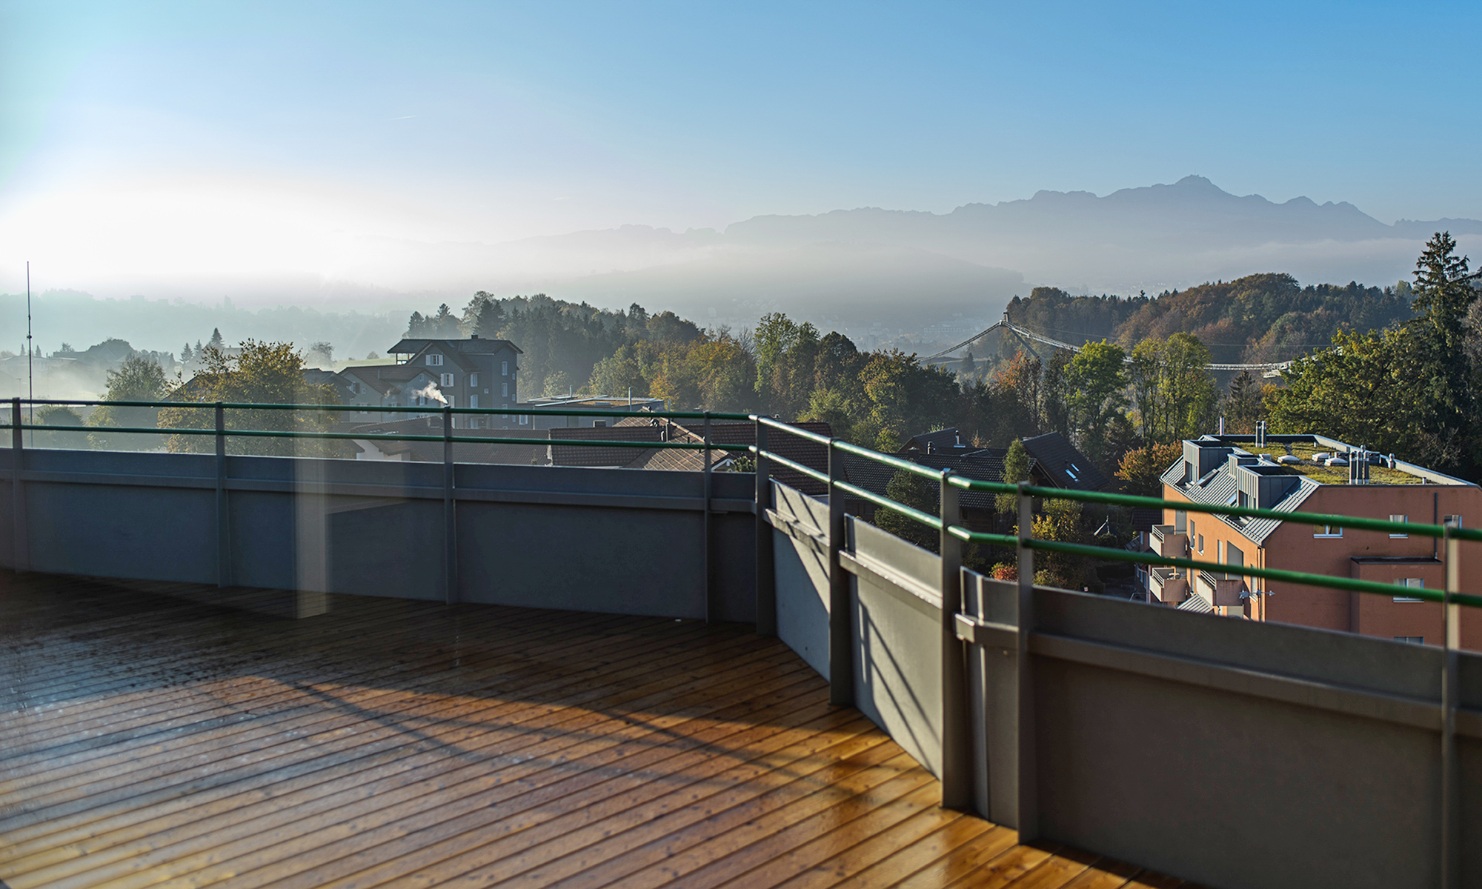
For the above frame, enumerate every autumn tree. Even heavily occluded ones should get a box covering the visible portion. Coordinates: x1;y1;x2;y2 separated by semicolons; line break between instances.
1115;442;1183;496
158;341;345;457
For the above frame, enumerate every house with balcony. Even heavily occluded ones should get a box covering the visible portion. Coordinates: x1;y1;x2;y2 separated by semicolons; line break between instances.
1147;431;1482;646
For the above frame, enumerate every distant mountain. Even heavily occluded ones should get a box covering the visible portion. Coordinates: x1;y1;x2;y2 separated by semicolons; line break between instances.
420;175;1478;339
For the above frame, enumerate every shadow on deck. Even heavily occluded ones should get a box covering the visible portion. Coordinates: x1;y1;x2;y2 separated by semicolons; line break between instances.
0;573;1183;888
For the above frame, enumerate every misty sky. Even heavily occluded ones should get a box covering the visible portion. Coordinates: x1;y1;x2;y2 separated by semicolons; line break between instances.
3;0;1480;304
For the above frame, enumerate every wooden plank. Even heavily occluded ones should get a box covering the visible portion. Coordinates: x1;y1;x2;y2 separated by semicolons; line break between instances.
8;640;800;883
43;669;827;889
302;715;890;889
768;818;1005;889
1;628;786;876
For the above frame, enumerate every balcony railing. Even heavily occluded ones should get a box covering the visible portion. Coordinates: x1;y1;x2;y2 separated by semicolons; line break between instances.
6;398;1482;889
1149;523;1188;558
1148;566;1188;604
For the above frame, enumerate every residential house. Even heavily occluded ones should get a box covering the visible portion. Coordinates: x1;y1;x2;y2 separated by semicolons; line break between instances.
1147;432;1482;648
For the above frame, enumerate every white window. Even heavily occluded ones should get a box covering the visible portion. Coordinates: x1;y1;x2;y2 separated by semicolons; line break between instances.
1197;534;1205;554
1389;515;1408;538
469;373;478;387
502;382;509;397
1315;525;1343;538
427;354;443;366
502;360;509;376
1445;515;1464;529
1395;578;1424;603
1394;636;1425;644
470;394;479;409
518;414;529;426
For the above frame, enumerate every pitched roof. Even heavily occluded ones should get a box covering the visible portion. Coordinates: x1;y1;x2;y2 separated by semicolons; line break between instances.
388;337;523;356
898;427;983;458
348;416;548;464
1021;432;1111;491
1159;453;1319;546
548;425;664;467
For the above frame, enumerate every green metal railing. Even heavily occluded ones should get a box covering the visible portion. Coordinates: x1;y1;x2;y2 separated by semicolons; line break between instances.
8;396;1478;608
750;417;1482;609
4;397;754;455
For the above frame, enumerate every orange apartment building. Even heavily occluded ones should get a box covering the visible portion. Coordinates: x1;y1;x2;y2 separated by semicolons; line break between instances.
1143;432;1482;648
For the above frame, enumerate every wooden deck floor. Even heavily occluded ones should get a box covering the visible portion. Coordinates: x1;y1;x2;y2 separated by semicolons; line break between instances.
0;572;1185;888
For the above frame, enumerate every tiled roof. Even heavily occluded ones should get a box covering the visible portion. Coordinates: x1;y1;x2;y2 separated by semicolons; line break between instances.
1022;432;1111;491
548;425;664;467
347;416;548;464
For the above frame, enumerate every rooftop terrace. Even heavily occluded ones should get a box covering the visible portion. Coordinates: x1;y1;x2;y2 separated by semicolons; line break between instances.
0;572;1176;889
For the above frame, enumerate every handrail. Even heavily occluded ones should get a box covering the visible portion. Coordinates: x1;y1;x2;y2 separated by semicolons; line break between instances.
1;398;750;454
10;397;1478;606
748;420;1481;609
8;397;751;423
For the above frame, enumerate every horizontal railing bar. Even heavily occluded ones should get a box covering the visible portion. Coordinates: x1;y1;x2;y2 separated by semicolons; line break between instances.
832;479;943;531
947;526;1017;548
1014;482;1482;544
12;423;750;451
9;397;751;423
758;449;830;485
1026;536;1482;608
754;415;833;446
832;439;943;482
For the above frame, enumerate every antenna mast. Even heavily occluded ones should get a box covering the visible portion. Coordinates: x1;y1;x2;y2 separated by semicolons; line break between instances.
26;261;34;429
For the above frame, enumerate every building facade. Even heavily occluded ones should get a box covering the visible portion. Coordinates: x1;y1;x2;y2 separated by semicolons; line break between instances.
336;336;523;428
1146;433;1482;648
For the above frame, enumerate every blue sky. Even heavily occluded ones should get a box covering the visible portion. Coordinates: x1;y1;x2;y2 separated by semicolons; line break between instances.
2;0;1479;298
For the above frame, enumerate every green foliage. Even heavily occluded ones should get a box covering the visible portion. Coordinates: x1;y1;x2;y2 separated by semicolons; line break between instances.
1031;498;1087;589
88;354;171;450
1268;233;1480;477
1063;340;1128;466
1129;334;1217;445
876;470;938;551
1222;370;1262;433
158;341;346;457
33;404;85;449
997;438;1030;514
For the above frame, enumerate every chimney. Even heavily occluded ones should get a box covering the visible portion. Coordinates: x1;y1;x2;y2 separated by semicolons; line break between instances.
470;334;479;340
1255;420;1267;448
927;442;935;455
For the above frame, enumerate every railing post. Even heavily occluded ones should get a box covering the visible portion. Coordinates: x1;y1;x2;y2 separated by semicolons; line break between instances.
1014;480;1038;839
10;397;26;573
754;418;776;636
1441;519;1461;889
443;405;457;605
939;469;971;809
828;438;852;706
215;402;230;587
702;411;713;622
